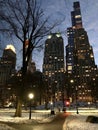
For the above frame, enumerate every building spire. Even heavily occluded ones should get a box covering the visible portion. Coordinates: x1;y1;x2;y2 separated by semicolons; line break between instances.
71;1;83;29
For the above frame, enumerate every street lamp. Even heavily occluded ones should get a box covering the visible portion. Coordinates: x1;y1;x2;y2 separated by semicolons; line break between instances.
28;93;34;119
75;86;79;114
70;79;74;83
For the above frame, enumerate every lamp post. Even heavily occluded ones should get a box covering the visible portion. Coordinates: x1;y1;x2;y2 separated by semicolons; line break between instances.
28;93;34;119
75;86;79;114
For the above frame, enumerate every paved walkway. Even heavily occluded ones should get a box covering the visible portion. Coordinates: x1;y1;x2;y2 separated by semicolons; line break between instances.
4;113;69;130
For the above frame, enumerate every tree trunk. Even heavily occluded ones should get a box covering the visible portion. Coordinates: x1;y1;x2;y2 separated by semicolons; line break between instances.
15;97;22;117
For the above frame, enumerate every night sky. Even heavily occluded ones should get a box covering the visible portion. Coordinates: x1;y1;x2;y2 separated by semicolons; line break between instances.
0;0;98;71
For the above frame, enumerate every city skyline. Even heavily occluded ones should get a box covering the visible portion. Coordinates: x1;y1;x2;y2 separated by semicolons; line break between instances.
34;0;98;71
0;0;98;71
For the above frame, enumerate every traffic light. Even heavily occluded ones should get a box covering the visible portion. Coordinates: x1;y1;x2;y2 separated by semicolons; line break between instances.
65;99;70;107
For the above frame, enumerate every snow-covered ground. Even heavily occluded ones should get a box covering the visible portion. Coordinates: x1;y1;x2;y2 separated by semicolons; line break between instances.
0;108;55;130
0;108;98;130
63;113;98;130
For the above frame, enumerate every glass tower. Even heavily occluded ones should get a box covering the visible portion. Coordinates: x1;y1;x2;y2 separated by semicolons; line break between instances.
66;1;98;102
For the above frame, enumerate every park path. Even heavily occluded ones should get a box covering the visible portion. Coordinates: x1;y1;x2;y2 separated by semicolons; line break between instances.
4;112;69;130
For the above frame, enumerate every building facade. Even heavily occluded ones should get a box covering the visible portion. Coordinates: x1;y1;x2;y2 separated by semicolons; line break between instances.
0;44;16;106
66;1;98;103
43;33;65;103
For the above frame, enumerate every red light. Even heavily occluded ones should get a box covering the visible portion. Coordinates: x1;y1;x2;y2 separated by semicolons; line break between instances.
66;101;70;106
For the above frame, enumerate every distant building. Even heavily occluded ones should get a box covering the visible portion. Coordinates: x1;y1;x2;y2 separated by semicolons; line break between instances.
28;61;36;73
43;33;65;102
0;44;16;85
66;1;98;102
25;39;36;73
0;44;16;106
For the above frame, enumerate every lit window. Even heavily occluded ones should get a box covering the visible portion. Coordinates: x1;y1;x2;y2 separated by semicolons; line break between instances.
90;54;94;58
69;58;72;60
61;70;64;72
49;56;52;58
55;57;57;59
45;71;48;75
25;57;27;61
48;35;52;39
68;66;72;70
55;81;57;83
68;71;72;74
49;75;51;77
73;26;75;29
75;15;81;18
56;33;61;37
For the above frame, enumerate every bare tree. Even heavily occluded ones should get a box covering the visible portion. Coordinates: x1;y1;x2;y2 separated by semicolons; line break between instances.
0;0;63;117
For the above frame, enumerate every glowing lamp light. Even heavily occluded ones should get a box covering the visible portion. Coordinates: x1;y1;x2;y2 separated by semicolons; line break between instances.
28;93;34;120
28;93;34;99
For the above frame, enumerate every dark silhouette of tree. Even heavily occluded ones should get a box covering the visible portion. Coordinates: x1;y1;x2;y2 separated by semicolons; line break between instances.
0;0;63;116
30;71;46;105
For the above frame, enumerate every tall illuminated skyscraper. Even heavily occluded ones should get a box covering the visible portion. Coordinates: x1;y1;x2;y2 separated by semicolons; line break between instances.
66;1;98;102
43;33;65;102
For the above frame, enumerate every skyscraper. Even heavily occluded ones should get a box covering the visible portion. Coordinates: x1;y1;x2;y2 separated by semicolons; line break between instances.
0;44;16;85
0;44;16;106
66;1;98;102
43;33;65;102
